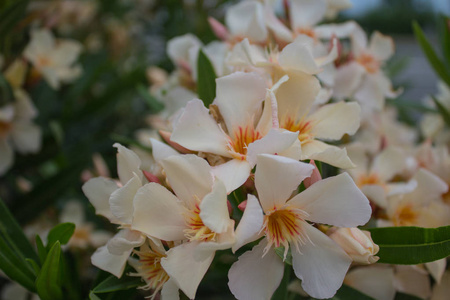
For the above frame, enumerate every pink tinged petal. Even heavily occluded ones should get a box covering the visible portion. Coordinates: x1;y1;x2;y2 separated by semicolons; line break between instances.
106;229;145;255
214;72;266;132
132;183;188;241
232;194;264;253
345;267;396;300
82;177;118;220
113;143;142;184
199;180;231;234
333;62;365;99
279;36;322;74
0;139;13;175
91;245;131;278
256;154;314;212
208;17;229;41
228;240;285;300
167;34;202;65
426;258;446;284
369;31;394;61
159;130;191;154
301;140;355;169
307;101;361;140
212;160;252;194
395;266;431;300
161;154;213;208
161;278;180;300
10;122;41;154
170;99;230;157
109;173;141;225
225;1;267;42
150;138;179;164
303;160;322;188
161;242;215;299
372;146;407;181
264;5;293;43
290;0;327;29
246;129;301;167
292;224;351;299
288;173;371;227
315;20;359;39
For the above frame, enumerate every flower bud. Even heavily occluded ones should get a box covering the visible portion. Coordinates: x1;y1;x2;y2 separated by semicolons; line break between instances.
329;228;379;264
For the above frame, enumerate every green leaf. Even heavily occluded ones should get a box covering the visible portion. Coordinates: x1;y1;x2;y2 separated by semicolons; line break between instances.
413;21;450;86
274;247;293;266
0;0;29;37
196;49;217;107
26;258;40;275
329;284;375;300
137;84;164;112
0;248;36;292
36;241;63;300
394;292;423;300
89;291;102;300
367;226;450;265
92;275;143;294
271;266;289;300
432;96;450;127
440;15;450;67
46;222;76;250
35;235;47;265
0;72;15;106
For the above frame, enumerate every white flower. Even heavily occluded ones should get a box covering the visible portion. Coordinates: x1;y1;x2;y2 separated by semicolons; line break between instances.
228;154;371;299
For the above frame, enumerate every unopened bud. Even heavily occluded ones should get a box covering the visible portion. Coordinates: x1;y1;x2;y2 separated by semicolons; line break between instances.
208;17;229;41
238;200;247;212
329;228;379;264
303;160;322;188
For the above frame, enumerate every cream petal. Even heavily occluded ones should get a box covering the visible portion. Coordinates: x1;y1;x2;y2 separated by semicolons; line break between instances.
10;122;41;154
426;258;446;284
246;129;301;166
279;36;322;74
161;278;180;300
167;34;202;65
372;146;407;181
315;20;359;39
52;40;82;66
161;242;215;300
212;159;252;194
307;101;361;140
232;194;264;253
132;183;188;241
264;5;293;43
409;168;448;205
91;245;131;278
24;29;55;61
290;0;327;29
228;240;284;300
288;173;371;227
106;229;145;255
170;99;230;157
13;90;38;120
150;138;179;164
369;31;394;61
292;224;351;299
113;143;142;184
109;173;141;225
354;74;385;113
395;266;431;300
0;139;13;175
256;154;313;212
225;1;267;42
214;72;266;132
0;104;14;122
301;140;355;169
345;266;396;300
199;180;231;234
82;177;118;220
332;62;365;99
360;185;387;209
161;154;213;209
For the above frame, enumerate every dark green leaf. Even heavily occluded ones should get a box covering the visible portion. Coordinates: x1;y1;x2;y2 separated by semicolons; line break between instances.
0;0;29;37
413;21;450;86
0;247;36;291
137;84;164;112
271;266;289;300
0;72;15;106
36;241;63;300
274;247;293;266
329;284;375;300
46;222;76;250
432;96;450;127
89;291;102;300
26;258;40;275
367;226;450;264
196;49;217;107
394;292;423;300
36;235;47;265
92;275;143;294
440;15;450;67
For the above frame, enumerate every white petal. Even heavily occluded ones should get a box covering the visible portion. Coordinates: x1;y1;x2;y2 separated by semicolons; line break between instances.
214;72;266;132
162;154;213;209
369;31;394;61
52;40;82;67
246;129;301;167
161;278;180;300
409;168;448;205
13;90;38;120
91;245;131;278
161;242;215;299
82;177;118;220
354;74;385;113
132;183;188;241
264;5;293;43
109;173;141;225
395;266;431;300
228;240;284;300
171;99;230;157
150;138;179;164
199;180;231;234
292;224;351;299
431;271;450;300
307;101;361;140
197;220;236;252
345;266;396;300
361;185;387;209
106;229;145;255
0;139;13;175
212;159;252;194
426;258;446;284
10;122;41;153
290;0;327;29
225;1;267;42
167;34;202;65
232;194;264;253
333;62;365;99
113;143;142;184
315;20;360;39
279;36;321;74
288;173;371;227
372;146;407;181
301;140;355;169
256;154;313;212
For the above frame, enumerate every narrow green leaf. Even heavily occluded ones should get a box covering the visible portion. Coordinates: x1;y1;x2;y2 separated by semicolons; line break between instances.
440;15;450;67
0;72;15;106
432;96;450;127
36;241;63;300
413;21;450;86
92;275;143;294
26;258;40;275
0;235;36;279
331;284;375;300
46;222;76;250
0;248;36;292
394;292;423;300
36;235;47;265
89;291;102;300
274;247;293;266
367;226;450;265
0;0;29;36
137;84;164;112
196;49;217;107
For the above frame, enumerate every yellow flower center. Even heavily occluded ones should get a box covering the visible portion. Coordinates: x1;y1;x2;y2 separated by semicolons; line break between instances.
134;249;170;299
356;173;382;187
37;55;53;67
356;53;380;73
295;27;317;40
184;204;216;242
393;203;418;226
281;116;314;145
228;125;263;160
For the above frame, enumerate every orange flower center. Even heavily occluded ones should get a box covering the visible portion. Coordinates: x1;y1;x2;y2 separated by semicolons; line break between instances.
228;125;263;160
37;55;52;67
184;204;216;242
393;204;418;226
356;173;382;187
134;248;169;298
295;27;317;40
356;53;380;73
281;117;314;145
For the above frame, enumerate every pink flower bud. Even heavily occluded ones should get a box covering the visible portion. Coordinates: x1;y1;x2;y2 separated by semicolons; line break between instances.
143;170;161;184
159;130;191;154
303;160;322;188
238;200;247;211
208;17;229;41
329;228;380;264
